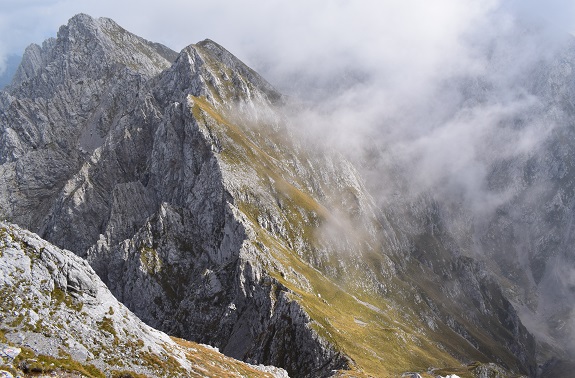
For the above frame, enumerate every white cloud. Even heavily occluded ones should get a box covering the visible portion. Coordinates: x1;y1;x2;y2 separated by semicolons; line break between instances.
2;0;575;361
1;1;573;84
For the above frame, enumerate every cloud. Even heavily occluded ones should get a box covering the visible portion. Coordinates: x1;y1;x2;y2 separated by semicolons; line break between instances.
268;1;568;196
2;0;575;361
2;1;574;86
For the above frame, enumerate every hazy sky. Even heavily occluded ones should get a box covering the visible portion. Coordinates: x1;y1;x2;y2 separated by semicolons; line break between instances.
1;0;574;89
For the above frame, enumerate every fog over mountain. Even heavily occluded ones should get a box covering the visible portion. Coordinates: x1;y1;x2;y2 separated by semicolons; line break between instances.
2;1;574;80
2;2;575;377
279;4;575;365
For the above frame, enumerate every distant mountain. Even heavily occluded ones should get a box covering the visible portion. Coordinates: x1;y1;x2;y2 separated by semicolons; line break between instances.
1;13;571;377
0;55;21;89
365;33;575;376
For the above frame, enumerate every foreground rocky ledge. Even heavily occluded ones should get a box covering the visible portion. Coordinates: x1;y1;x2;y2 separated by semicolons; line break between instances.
0;221;288;378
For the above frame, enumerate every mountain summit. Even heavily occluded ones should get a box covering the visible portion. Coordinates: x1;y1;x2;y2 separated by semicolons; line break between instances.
1;13;570;377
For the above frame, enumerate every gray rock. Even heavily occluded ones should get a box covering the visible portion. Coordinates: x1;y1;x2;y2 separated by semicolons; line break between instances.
0;12;551;378
0;14;342;377
0;345;20;360
0;221;287;377
0;370;14;378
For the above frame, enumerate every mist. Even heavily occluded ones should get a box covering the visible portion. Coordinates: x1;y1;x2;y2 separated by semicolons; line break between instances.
3;0;575;364
254;2;570;210
262;1;575;359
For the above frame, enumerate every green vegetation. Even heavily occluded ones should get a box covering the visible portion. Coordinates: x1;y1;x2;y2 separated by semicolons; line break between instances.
97;316;117;337
14;346;105;378
51;287;83;311
7;313;25;328
193;43;242;104
139;246;163;274
0;225;40;261
134;349;188;377
189;95;329;262
185;95;505;376
0;226;7;257
171;336;277;377
259;230;461;376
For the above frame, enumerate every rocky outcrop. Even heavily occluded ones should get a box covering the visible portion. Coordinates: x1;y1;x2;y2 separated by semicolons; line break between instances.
0;221;288;377
0;14;177;234
1;14;351;377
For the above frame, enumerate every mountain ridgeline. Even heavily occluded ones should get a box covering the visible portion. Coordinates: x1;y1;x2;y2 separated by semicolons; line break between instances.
0;13;572;377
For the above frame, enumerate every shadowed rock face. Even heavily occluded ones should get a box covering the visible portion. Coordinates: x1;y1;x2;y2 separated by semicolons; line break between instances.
0;13;547;378
0;221;289;377
0;14;349;377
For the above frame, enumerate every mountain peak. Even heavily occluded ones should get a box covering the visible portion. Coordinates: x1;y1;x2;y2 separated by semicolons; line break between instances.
66;12;98;27
64;13;126;35
58;13;111;43
58;13;176;75
7;13;177;99
0;13;557;378
194;38;283;104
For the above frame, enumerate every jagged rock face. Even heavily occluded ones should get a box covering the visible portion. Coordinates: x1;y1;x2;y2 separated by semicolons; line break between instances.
461;41;575;352
0;14;349;377
0;221;288;378
0;13;543;377
369;38;575;369
0;14;177;233
480;45;575;357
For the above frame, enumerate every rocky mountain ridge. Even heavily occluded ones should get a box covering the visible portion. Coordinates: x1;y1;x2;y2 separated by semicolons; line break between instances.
0;221;288;377
365;34;575;374
0;13;565;377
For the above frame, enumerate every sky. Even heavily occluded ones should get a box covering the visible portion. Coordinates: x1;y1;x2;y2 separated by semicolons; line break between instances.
1;0;575;90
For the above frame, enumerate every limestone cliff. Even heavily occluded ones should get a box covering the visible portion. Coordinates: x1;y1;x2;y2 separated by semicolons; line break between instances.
0;221;288;378
0;14;542;377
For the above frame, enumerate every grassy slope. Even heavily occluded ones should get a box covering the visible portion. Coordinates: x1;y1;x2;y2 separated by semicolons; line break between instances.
187;95;504;377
